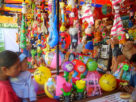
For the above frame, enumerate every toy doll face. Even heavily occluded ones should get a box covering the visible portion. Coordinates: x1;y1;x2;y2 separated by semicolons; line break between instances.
66;63;74;72
78;65;85;73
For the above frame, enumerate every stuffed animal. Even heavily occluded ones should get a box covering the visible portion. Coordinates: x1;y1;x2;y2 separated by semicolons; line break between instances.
107;37;125;72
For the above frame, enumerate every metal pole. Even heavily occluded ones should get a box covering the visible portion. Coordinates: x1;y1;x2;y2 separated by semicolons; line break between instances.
56;0;60;75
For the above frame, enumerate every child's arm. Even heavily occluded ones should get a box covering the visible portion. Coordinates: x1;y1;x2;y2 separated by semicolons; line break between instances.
27;72;37;102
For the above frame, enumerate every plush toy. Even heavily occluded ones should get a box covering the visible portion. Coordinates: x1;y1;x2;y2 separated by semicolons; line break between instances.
93;29;102;44
110;0;124;36
107;37;126;72
81;4;94;26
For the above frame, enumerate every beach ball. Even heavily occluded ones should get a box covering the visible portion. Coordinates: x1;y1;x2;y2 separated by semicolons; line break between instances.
99;74;117;92
34;66;51;85
86;60;98;71
45;51;64;69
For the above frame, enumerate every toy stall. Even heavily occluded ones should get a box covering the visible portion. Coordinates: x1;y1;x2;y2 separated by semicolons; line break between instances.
1;0;136;101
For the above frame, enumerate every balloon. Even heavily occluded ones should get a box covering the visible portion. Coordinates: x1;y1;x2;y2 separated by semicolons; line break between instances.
62;61;74;72
86;60;98;71
34;66;51;85
62;61;74;81
72;59;86;73
44;78;56;98
33;79;39;93
48;0;58;48
45;51;64;69
99;74;117;92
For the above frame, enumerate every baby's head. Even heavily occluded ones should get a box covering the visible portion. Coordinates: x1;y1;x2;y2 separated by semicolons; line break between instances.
0;50;21;78
19;53;28;72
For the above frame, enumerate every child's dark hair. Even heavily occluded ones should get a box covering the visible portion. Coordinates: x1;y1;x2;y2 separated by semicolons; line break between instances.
130;54;136;63
0;50;18;68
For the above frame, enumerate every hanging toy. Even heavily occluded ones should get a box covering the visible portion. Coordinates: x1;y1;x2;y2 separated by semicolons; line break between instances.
62;61;74;82
48;0;59;48
41;0;45;12
41;13;48;34
60;32;71;50
20;2;26;49
110;0;124;36
81;4;94;26
69;28;78;51
60;2;65;32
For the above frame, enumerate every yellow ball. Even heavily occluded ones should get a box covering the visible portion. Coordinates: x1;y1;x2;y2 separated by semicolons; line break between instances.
99;74;117;92
34;66;51;85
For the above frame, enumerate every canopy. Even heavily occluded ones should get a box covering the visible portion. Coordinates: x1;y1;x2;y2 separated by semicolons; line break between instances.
4;0;29;3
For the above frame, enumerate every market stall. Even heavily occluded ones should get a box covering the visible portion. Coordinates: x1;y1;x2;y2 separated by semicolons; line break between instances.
0;0;136;102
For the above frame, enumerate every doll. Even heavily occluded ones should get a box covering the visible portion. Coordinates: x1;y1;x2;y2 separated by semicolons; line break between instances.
69;28;78;51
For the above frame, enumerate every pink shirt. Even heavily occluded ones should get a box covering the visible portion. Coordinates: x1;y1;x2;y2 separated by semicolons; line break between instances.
0;80;21;102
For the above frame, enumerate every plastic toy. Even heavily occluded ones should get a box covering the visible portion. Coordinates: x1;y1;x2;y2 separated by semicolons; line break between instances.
86;60;98;71
84;71;101;96
48;0;58;48
45;51;64;69
34;66;51;85
20;14;26;49
75;80;86;100
72;59;86;78
99;74;117;92
61;82;73;102
60;32;71;50
62;61;74;82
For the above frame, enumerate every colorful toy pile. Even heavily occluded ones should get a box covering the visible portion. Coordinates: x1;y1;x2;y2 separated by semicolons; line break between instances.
15;0;136;101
